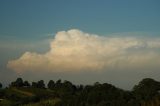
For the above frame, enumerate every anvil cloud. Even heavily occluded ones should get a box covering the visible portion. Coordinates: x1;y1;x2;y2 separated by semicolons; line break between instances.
7;29;160;73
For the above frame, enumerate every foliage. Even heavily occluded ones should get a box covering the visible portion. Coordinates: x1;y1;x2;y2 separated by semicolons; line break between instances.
24;81;30;87
21;98;62;106
0;78;160;106
10;78;24;87
0;82;2;88
32;80;45;88
48;80;55;89
133;78;160;101
0;99;13;106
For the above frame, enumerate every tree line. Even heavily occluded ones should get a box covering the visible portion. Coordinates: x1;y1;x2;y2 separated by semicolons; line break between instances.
0;78;160;106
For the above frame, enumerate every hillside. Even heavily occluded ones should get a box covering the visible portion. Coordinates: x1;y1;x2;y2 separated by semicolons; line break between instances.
0;78;160;106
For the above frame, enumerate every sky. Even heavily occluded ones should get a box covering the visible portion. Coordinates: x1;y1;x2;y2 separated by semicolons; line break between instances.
0;0;160;90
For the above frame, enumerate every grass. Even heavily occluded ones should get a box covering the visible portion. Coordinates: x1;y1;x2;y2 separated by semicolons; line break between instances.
0;87;58;106
20;98;62;106
12;88;35;96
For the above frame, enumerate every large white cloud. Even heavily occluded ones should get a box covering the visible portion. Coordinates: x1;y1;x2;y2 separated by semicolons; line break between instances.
7;29;160;73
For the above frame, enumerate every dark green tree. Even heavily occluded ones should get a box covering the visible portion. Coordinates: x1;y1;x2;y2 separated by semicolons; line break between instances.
133;78;160;101
24;81;30;87
48;80;55;89
16;78;24;87
10;78;24;87
32;82;38;88
37;80;45;88
55;79;62;88
63;80;76;93
0;82;2;88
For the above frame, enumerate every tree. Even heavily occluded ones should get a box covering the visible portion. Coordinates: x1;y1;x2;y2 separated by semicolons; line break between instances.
24;81;30;87
32;82;38;88
77;84;84;91
63;80;76;93
55;79;62;88
37;80;45;88
133;78;160;101
48;80;55;89
10;78;24;87
32;80;45;88
0;82;2;88
56;79;62;85
16;78;24;87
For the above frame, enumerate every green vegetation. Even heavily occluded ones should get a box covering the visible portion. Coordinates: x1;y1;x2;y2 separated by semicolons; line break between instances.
0;82;2;88
0;78;160;106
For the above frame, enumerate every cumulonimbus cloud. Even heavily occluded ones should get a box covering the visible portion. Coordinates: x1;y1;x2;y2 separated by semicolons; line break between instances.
7;29;160;73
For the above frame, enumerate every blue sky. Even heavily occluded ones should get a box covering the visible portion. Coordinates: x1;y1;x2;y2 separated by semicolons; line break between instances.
0;0;160;89
0;0;160;38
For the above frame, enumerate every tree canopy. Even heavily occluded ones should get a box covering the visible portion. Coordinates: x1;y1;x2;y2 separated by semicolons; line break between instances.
0;78;160;106
0;82;2;88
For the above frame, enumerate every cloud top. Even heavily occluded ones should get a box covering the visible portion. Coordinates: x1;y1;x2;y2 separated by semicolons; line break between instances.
7;29;160;73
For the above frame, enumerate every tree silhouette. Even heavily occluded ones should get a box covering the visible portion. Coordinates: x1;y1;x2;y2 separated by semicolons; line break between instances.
37;80;45;88
24;81;30;87
0;82;2;88
10;78;24;87
2;77;160;106
48;80;55;89
32;82;38;88
133;78;160;101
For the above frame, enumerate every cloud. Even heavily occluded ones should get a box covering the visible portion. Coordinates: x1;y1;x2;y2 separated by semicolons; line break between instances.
7;29;160;73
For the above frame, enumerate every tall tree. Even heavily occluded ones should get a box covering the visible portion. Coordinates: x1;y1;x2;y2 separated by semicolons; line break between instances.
10;78;24;87
133;78;160;101
55;79;62;88
24;81;30;87
37;80;45;88
16;78;24;87
0;82;2;88
32;82;37;88
48;80;55;89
